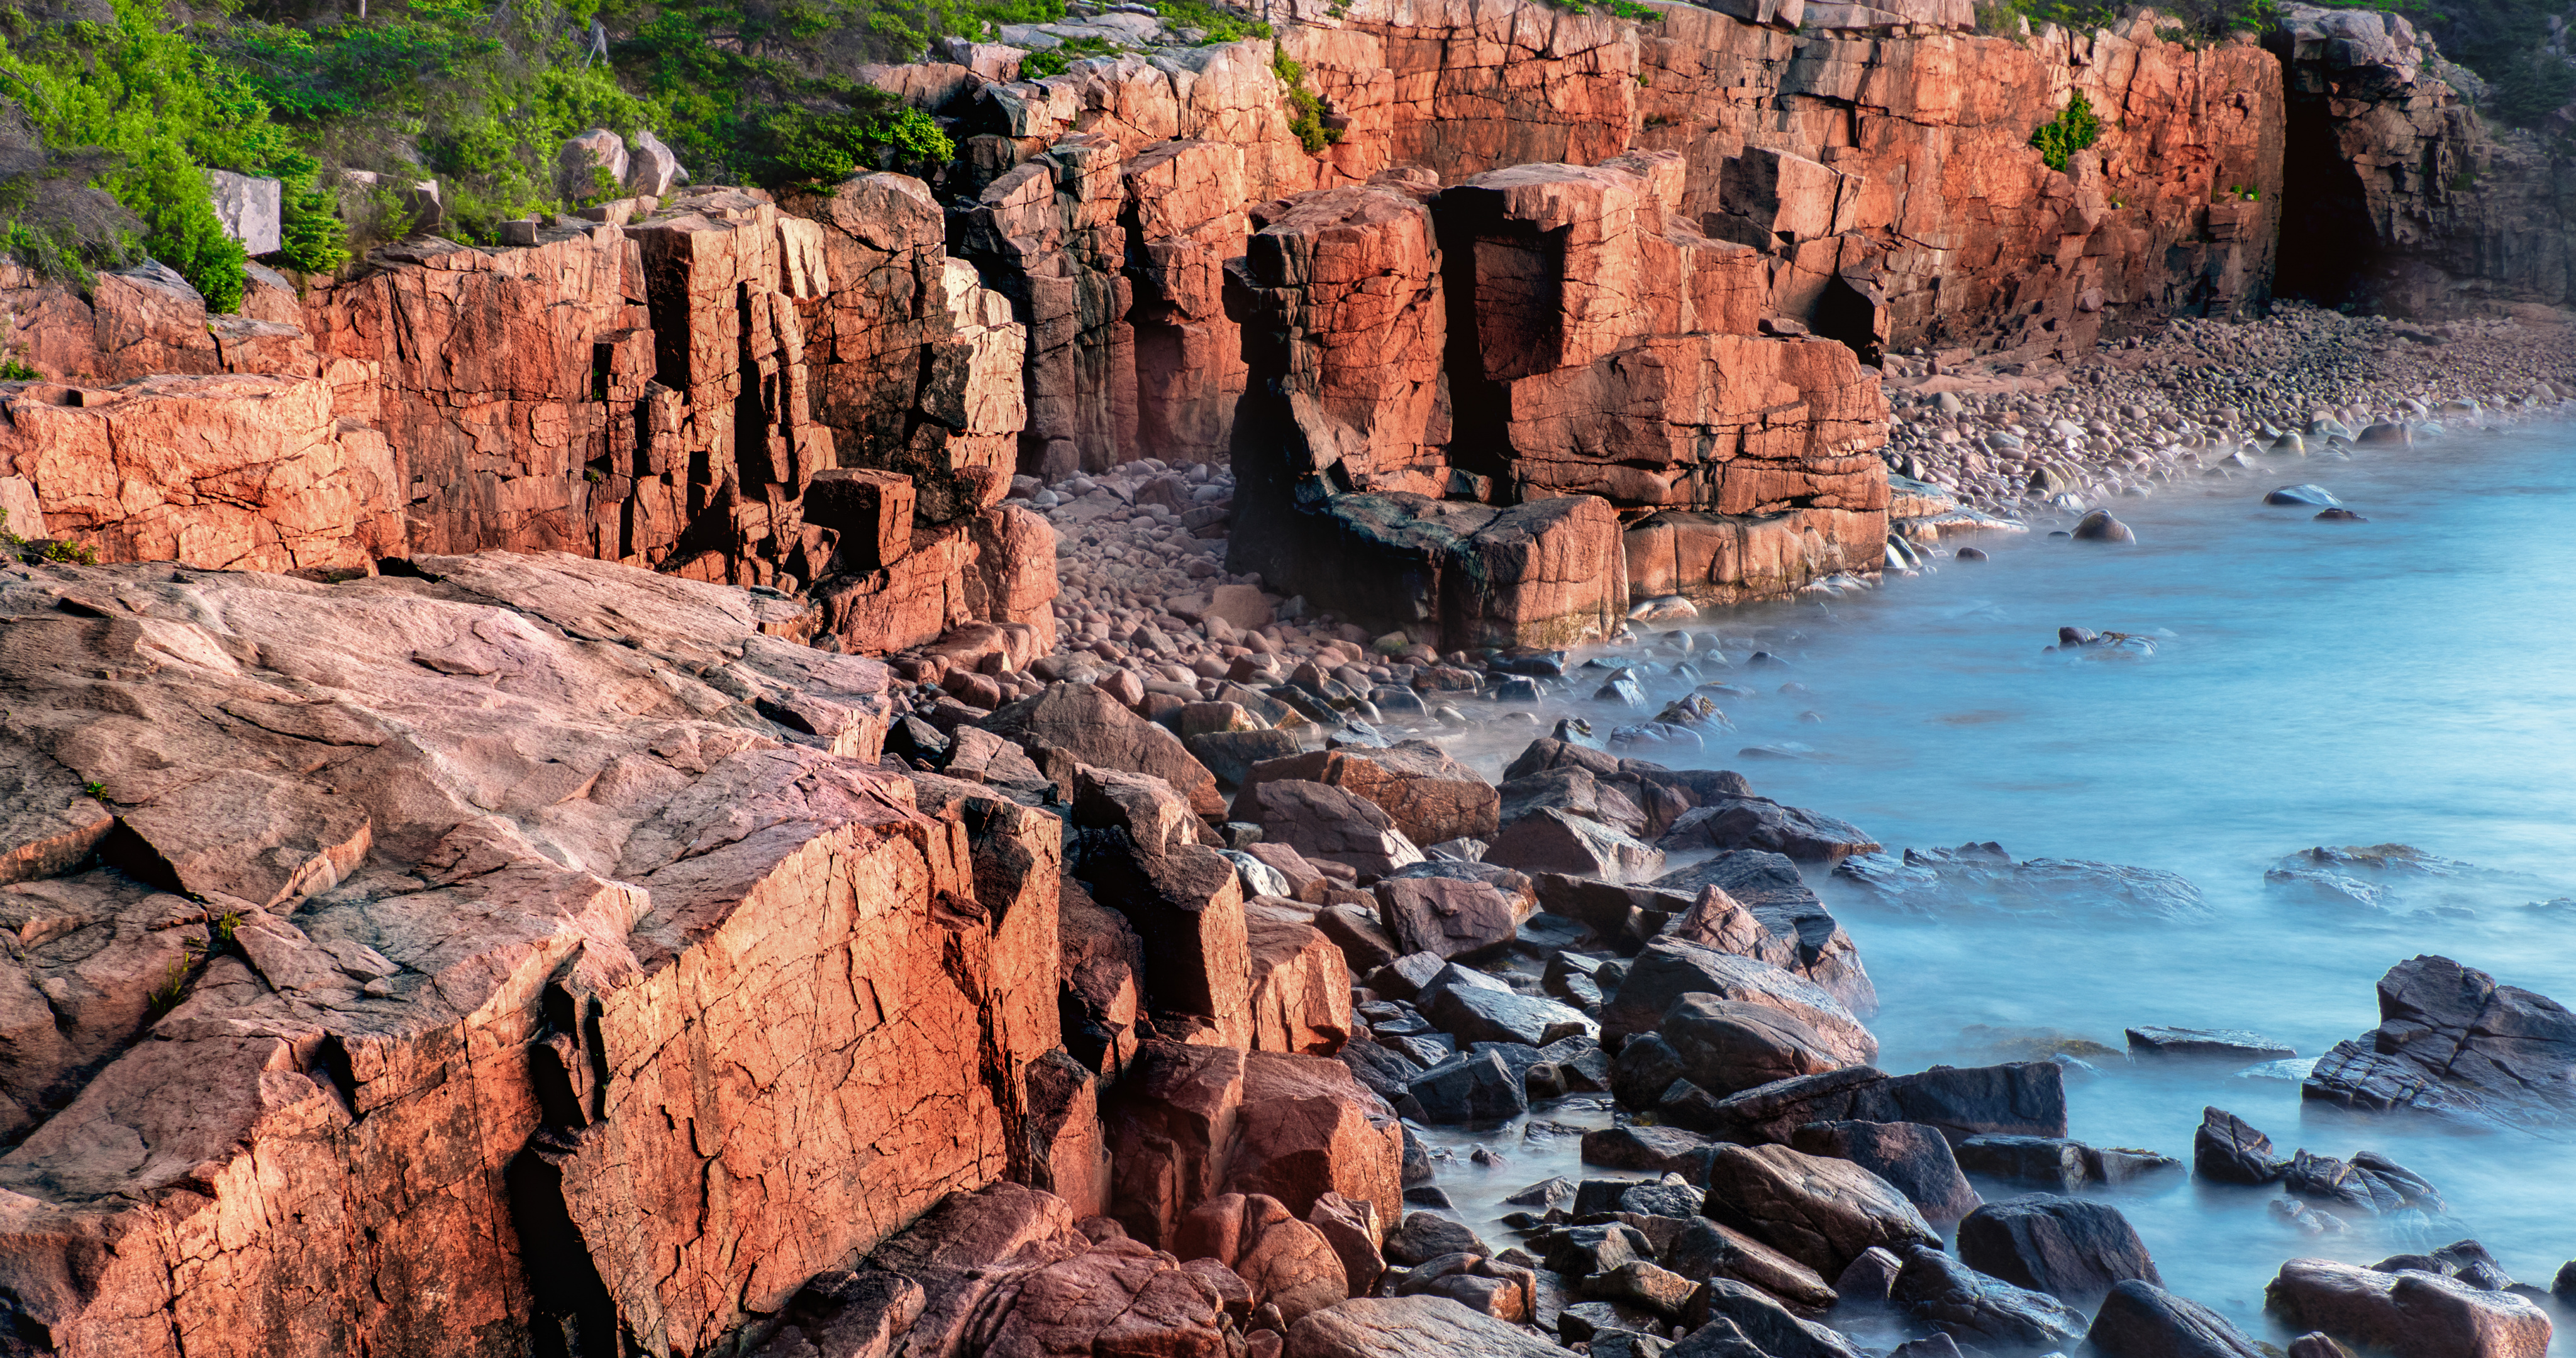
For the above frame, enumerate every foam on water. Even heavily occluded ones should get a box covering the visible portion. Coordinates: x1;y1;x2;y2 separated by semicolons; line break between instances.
1423;421;2576;1348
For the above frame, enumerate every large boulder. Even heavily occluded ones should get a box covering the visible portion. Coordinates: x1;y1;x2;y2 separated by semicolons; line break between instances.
1953;1195;2160;1306
1890;1246;2089;1351
1236;742;1501;847
2304;955;2576;1131
1600;936;1876;1064
1662;993;1852;1098
988;683;1225;815
1789;1120;1980;1223
2085;1279;2267;1358
1689;1278;1867;1357
1250;780;1427;880
1697;1144;1939;1278
2265;1257;2551;1358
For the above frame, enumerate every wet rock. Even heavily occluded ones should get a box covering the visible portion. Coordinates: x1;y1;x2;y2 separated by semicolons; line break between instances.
1374;875;1518;959
1685;1278;1867;1357
1697;1143;1940;1278
2316;508;2368;521
2287;1334;2357;1358
1499;765;1650;839
2265;483;2341;506
1662;1220;1838;1311
1281;1295;1568;1358
1890;1245;2089;1350
1954;1195;2161;1306
1250;780;1428;881
1834;842;2209;922
1652;854;1875;1014
2070;509;2136;543
1406;1049;1528;1123
1599;936;1877;1066
1421;981;1594;1049
1546;1222;1659;1283
1654;798;1880;864
2127;1025;2297;1064
1953;1134;2178;1191
2265;1257;2551;1358
1708;1061;2068;1147
1834;1247;1903;1308
2194;1107;2285;1184
2085;1279;2267;1357
1383;1215;1492;1267
1788;1121;1980;1224
2304;954;2576;1131
1484;809;1666;883
1660;993;1853;1098
1582;1125;1721;1179
2283;1149;2442;1215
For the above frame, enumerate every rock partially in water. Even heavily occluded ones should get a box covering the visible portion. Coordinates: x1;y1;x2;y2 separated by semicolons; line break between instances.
2315;507;2369;521
1709;1061;2068;1147
2283;1149;2444;1215
1698;1144;1940;1279
1955;1195;2162;1306
1891;1245;2089;1350
1835;842;2209;922
2303;954;2576;1132
2265;843;2473;912
2126;1025;2297;1064
2070;509;2136;543
1788;1120;1982;1225
2266;483;2342;506
2085;1279;2268;1358
1654;796;1881;864
2194;1107;2285;1185
2263;1257;2551;1358
1663;1220;1839;1312
1954;1135;2182;1191
1597;936;1877;1066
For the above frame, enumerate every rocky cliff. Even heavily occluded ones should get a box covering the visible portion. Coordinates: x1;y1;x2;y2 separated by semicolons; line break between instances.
2271;3;2576;314
0;0;2331;643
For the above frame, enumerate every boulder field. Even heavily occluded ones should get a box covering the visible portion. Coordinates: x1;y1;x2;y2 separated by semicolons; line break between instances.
11;541;2568;1358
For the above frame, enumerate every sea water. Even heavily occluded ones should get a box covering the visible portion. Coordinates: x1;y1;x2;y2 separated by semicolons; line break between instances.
1420;421;2576;1347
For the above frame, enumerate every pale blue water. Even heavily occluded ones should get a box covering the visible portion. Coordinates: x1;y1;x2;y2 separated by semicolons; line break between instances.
1421;422;2576;1347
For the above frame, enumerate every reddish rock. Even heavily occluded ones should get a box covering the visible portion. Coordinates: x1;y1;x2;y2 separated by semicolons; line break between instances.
989;683;1224;817
1178;1193;1350;1325
1234;741;1499;848
1245;780;1424;881
1372;876;1518;960
1059;877;1147;1079
0;553;1059;1358
1246;900;1357;1056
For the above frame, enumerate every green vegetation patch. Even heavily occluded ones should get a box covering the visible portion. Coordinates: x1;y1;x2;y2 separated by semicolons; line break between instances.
2029;89;2102;171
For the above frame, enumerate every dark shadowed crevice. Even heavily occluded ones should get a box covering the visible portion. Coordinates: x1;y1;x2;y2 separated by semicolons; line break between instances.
506;1130;625;1358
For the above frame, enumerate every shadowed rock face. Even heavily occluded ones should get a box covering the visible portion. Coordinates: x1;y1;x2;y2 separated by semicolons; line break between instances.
0;551;1064;1358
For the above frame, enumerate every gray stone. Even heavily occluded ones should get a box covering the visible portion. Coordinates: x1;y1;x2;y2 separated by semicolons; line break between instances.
207;170;282;257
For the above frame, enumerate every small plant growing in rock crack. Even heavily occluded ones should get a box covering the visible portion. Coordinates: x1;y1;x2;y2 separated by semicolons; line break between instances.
2029;90;2102;171
80;781;106;801
213;909;242;946
1272;46;1343;154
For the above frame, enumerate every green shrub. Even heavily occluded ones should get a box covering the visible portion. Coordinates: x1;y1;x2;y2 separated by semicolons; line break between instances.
1272;45;1341;155
2029;89;2102;170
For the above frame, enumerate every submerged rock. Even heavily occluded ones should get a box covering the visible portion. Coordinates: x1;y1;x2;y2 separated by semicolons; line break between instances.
2265;483;2341;506
1834;842;2209;922
2126;1025;2297;1064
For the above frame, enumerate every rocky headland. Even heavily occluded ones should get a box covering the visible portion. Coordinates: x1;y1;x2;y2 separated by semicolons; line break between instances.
0;0;2573;1354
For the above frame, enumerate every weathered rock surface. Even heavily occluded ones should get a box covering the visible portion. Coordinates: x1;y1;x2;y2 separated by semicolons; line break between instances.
1954;1195;2162;1305
0;553;1072;1358
1892;1245;2090;1351
1282;1295;1569;1358
2304;955;2576;1131
1789;1120;1980;1224
2266;1257;2553;1358
2085;1279;2267;1357
1698;1143;1940;1278
1599;936;1877;1066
